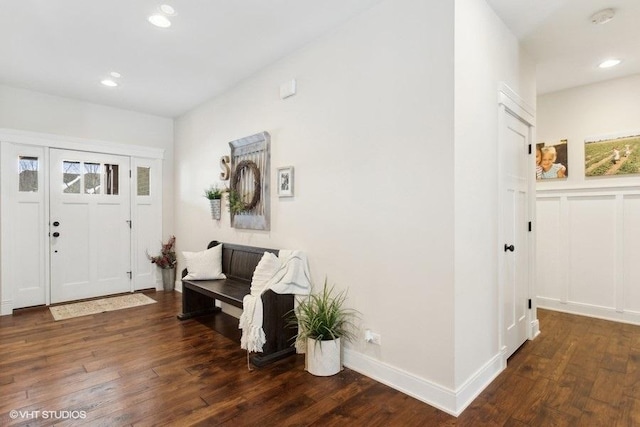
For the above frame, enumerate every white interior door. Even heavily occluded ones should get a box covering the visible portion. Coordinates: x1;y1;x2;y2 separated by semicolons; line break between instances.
501;110;531;359
49;149;131;303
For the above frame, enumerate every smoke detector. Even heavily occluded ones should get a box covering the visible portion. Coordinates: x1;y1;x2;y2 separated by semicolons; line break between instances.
590;8;615;25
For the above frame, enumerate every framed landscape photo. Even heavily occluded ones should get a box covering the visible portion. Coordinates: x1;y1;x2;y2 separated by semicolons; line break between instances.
584;132;640;177
277;166;294;197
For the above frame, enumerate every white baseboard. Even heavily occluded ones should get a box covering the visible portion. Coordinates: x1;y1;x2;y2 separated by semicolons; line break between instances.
343;348;503;416
530;319;540;338
538;297;640;325
454;352;504;414
1;299;12;316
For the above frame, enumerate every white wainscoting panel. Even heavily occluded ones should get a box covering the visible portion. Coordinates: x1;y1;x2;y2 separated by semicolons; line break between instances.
536;198;563;301
623;195;640;314
537;187;640;324
567;196;616;308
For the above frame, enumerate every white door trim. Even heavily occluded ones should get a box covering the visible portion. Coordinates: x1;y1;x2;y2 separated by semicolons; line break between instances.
497;83;535;127
0;128;164;160
0;129;164;315
497;83;539;366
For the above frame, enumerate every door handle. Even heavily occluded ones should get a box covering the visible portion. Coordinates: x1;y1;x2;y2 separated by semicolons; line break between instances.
52;232;60;238
53;221;60;227
504;244;515;252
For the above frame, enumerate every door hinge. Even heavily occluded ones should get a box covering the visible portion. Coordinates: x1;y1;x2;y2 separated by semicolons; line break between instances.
129;169;132;178
528;144;532;154
528;299;532;309
127;271;132;279
528;221;532;232
126;220;132;229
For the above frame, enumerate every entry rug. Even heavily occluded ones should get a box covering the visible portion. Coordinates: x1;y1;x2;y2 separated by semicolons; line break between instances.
49;293;157;321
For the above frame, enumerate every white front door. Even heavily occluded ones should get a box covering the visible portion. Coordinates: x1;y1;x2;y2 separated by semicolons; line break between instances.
500;110;531;359
49;149;131;303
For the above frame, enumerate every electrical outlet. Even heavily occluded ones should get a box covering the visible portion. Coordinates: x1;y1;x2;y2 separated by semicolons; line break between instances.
364;329;382;345
370;332;382;346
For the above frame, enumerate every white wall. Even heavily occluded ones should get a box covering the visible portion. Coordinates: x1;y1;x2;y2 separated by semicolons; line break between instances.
175;0;460;411
175;0;533;415
0;84;175;237
536;75;640;323
537;74;640;190
454;0;536;397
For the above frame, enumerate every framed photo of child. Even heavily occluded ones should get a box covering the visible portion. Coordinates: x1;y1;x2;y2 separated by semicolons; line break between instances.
584;133;640;177
536;139;568;180
277;166;294;197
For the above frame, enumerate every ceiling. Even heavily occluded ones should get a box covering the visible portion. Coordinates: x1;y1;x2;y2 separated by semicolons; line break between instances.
0;0;385;118
486;0;640;95
1;1;638;118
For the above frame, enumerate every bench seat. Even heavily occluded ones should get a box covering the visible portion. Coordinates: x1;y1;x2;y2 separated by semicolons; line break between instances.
182;277;247;308
177;241;296;367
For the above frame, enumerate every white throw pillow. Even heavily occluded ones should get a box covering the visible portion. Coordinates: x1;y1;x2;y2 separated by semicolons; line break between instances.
182;244;226;280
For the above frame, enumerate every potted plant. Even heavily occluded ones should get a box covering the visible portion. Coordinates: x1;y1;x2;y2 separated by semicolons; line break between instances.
147;236;177;291
292;280;358;376
204;185;223;220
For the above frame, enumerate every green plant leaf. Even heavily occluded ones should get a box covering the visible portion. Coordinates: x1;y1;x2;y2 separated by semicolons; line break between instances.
287;278;358;348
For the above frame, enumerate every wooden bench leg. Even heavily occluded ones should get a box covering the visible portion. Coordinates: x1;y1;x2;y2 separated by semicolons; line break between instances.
254;291;296;365
251;347;297;367
177;284;220;320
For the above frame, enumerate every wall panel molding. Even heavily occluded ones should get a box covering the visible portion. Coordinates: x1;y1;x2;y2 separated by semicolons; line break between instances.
537;187;640;324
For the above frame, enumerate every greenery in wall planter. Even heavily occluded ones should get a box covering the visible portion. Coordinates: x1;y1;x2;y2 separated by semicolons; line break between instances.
290;279;358;376
204;185;223;200
205;185;224;220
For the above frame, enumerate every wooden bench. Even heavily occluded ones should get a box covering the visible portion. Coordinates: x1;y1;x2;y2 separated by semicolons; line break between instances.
177;241;296;367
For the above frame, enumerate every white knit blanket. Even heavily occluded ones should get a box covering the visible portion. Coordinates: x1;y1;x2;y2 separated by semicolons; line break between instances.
239;250;311;353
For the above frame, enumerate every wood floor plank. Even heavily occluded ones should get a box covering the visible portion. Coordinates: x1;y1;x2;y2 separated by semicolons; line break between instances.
2;293;640;426
590;367;626;405
580;397;621;425
542;373;592;419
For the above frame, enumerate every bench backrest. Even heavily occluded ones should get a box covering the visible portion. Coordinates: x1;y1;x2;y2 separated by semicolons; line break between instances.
208;241;279;283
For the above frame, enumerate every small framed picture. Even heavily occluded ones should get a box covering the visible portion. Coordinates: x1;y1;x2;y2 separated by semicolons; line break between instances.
277;166;294;197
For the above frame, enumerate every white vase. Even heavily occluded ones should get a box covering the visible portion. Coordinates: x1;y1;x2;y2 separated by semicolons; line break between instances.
209;199;222;220
306;337;341;376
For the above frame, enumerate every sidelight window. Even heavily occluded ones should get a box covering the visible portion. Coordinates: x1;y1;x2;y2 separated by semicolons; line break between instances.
19;156;39;192
137;167;150;196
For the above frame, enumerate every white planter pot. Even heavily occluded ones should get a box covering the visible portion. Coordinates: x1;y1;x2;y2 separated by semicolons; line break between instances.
306;337;341;376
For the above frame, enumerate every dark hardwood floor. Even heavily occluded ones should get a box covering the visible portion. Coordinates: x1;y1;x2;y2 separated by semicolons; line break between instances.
1;291;639;426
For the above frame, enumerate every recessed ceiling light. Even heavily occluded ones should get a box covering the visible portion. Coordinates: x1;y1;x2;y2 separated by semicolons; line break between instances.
101;79;118;87
160;4;175;15
110;71;121;78
148;14;171;28
599;59;621;68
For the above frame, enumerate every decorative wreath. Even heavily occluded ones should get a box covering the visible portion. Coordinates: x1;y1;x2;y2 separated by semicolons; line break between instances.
231;160;261;212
